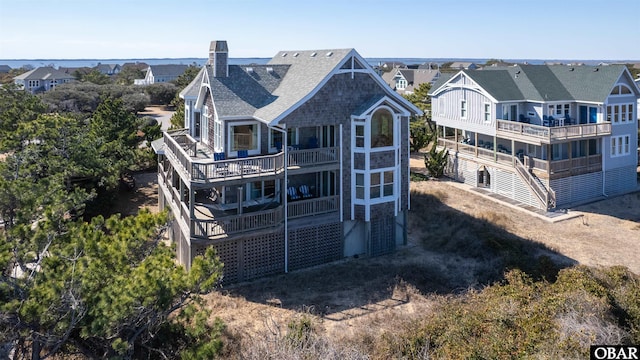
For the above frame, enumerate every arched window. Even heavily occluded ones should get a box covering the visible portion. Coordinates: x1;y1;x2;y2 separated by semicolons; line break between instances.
371;109;394;147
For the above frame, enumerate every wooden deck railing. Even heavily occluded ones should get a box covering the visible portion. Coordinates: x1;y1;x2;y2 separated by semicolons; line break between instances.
287;195;339;219
192;207;284;238
439;138;603;176
191;154;284;181
288;147;339;167
497;120;611;143
524;154;602;174
163;131;338;182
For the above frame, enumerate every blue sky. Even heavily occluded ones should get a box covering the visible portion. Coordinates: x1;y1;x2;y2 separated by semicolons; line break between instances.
0;0;639;60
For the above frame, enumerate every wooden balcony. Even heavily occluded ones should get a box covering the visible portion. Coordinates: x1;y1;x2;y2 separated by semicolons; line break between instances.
496;120;611;144
163;130;339;183
287;195;339;219
192;206;284;239
438;138;603;178
525;154;602;177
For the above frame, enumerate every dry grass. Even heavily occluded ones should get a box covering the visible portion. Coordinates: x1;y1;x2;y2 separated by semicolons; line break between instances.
119;157;640;358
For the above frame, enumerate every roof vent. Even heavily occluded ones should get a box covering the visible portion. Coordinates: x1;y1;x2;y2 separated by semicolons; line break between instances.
310;52;317;57
281;53;287;57
594;68;599;72
266;67;274;73
293;52;299;57
570;67;574;71
245;67;253;73
326;51;333;57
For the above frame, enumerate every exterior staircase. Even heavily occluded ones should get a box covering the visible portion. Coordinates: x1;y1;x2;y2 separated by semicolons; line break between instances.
513;157;556;210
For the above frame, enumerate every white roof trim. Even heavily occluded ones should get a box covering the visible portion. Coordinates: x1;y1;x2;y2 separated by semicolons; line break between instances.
268;50;422;126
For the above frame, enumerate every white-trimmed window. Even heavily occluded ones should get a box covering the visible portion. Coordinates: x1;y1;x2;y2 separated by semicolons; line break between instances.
355;125;365;148
355;170;395;201
201;105;210;144
396;78;407;90
610;84;633;95
229;122;259;155
371;109;394;148
549;103;570;117
608;104;635;124
214;119;223;151
28;80;39;88
611;135;631;157
483;103;491;122
355;173;364;199
460;99;467;118
369;171;394;199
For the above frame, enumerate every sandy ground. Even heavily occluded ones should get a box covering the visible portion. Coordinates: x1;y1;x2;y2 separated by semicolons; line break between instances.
116;110;639;344
117;154;640;345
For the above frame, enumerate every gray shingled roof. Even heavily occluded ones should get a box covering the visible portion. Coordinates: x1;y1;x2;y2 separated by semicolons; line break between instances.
208;64;289;117
149;64;189;77
256;49;355;123
193;47;420;124
431;64;629;103
202;48;353;123
179;68;205;99
13;67;75;80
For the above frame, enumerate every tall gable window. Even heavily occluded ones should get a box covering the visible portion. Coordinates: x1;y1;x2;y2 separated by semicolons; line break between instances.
371;109;394;148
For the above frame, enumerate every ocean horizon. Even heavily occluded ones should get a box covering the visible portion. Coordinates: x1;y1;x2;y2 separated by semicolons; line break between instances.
1;57;636;70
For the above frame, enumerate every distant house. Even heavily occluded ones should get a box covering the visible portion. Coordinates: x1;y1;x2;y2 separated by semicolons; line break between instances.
0;65;11;73
135;64;188;85
381;68;441;95
155;40;421;283
429;64;639;211
122;62;149;71
94;63;121;76
13;67;75;93
448;62;478;70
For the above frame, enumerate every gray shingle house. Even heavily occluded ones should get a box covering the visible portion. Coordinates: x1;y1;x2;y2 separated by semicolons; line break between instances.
382;68;441;95
13;67;75;93
94;63;121;76
429;64;639;210
136;64;189;85
155;40;422;283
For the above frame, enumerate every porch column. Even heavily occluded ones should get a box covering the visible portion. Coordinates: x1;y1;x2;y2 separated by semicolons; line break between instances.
474;133;478;158
237;186;243;215
493;135;497;162
511;139;515;163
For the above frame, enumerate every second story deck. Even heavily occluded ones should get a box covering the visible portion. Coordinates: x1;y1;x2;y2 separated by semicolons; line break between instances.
496;120;611;145
162;130;340;183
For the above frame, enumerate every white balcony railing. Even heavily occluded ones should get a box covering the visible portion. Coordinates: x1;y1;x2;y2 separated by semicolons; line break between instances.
497;120;611;143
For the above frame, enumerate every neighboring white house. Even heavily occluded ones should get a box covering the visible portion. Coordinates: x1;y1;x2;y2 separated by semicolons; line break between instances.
13;67;75;93
429;64;639;211
134;64;189;85
153;40;421;283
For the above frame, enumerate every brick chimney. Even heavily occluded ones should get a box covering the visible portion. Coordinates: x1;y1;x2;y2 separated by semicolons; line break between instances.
208;40;228;77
